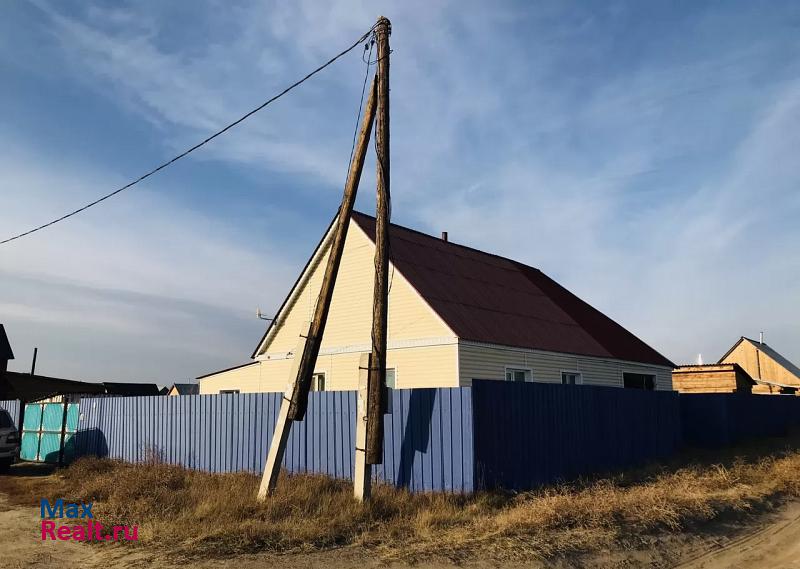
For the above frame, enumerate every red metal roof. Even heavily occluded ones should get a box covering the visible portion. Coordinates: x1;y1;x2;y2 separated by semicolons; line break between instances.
353;211;674;368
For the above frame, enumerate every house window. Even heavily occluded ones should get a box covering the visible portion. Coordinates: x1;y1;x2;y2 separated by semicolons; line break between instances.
505;368;532;382
623;372;655;390
385;368;396;389
219;389;240;395
561;372;582;385
311;372;326;392
383;368;396;413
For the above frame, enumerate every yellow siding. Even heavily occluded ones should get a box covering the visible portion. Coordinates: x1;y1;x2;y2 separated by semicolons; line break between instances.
199;363;264;394
200;219;458;393
200;344;458;393
721;341;800;386
458;342;673;391
260;219;453;356
200;216;675;394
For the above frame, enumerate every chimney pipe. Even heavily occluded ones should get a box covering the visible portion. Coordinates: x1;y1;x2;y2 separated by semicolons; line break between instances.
759;331;764;344
441;231;448;242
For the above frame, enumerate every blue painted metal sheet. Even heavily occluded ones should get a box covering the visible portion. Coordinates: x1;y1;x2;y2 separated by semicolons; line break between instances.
74;388;475;493
470;381;682;491
0;400;21;427
20;432;39;461
681;393;800;448
23;404;42;431
16;384;800;493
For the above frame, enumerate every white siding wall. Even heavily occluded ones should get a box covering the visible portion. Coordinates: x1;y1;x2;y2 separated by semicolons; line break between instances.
458;341;673;391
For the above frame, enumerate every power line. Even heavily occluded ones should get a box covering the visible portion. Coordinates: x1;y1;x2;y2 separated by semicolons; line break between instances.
347;38;375;175
1;24;378;246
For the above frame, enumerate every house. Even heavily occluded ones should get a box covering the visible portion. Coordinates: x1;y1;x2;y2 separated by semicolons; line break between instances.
101;382;163;396
0;324;162;401
0;324;13;373
719;336;800;395
167;383;199;396
0;373;163;402
0;371;106;402
673;363;755;394
199;212;674;394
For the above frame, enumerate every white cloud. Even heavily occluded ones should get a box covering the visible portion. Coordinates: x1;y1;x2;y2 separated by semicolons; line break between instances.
0;145;298;381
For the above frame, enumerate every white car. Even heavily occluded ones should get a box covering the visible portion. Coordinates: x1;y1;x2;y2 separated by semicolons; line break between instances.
0;410;19;471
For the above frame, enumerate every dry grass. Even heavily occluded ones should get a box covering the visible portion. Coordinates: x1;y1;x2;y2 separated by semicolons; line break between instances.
5;441;800;563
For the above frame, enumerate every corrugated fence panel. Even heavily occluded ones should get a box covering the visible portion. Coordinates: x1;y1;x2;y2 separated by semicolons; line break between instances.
12;387;800;493
0;400;21;426
72;388;474;492
471;381;681;491
681;393;800;448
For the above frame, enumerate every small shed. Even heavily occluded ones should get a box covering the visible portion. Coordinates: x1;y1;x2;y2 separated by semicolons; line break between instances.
673;363;754;394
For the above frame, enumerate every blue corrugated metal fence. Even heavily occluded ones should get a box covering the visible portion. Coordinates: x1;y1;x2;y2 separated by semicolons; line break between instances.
74;388;474;492
680;393;800;447
0;399;20;426
5;385;800;493
471;381;682;490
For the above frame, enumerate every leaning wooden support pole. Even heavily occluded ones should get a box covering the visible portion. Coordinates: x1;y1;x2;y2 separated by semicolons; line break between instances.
353;353;372;501
365;16;391;466
287;75;378;422
258;322;310;500
259;75;378;499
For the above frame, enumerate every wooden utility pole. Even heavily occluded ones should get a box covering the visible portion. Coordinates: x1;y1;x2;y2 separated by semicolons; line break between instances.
287;75;378;423
258;76;378;500
365;16;391;467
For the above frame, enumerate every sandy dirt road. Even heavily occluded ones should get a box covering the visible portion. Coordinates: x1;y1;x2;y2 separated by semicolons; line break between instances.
676;502;800;569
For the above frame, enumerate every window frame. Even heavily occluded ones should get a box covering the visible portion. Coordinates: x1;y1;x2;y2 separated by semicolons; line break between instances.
622;371;657;390
560;370;583;385
504;366;533;383
385;367;397;390
311;371;326;392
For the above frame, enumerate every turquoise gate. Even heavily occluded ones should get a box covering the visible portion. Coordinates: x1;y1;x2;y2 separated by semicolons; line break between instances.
20;402;79;463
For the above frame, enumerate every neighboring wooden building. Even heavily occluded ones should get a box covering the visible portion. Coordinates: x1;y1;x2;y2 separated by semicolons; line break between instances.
719;337;800;393
199;212;674;394
673;363;754;394
674;338;800;396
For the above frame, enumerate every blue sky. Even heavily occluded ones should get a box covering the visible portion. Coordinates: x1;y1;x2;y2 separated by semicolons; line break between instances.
1;1;798;384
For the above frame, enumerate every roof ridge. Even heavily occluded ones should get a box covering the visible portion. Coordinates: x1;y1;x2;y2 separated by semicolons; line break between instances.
351;210;541;271
353;211;674;367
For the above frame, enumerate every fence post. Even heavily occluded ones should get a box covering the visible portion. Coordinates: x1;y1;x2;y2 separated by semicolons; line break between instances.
57;398;69;466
